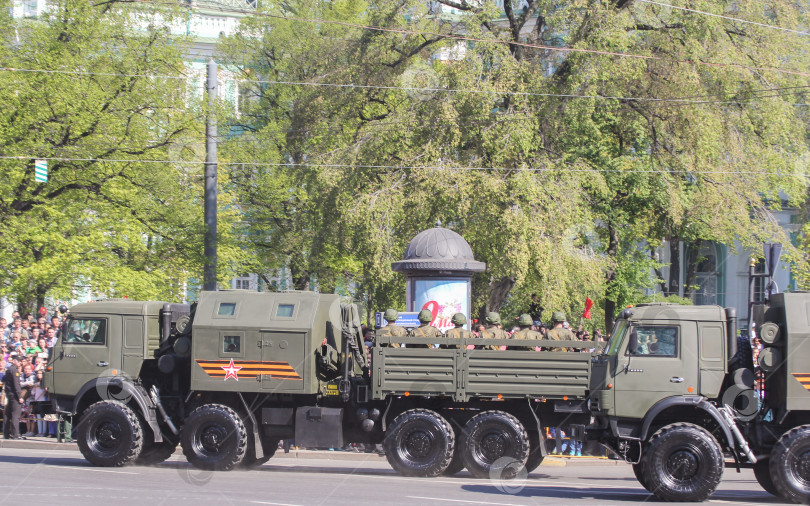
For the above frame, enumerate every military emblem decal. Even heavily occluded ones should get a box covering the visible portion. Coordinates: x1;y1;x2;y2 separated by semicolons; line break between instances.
196;360;302;381
792;373;810;391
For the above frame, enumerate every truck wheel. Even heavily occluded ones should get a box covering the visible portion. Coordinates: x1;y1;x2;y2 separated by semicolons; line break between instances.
181;404;248;471
442;424;465;476
383;409;454;477
242;436;279;468
77;400;144;467
769;425;810;504
632;463;653;492
525;431;544;473
640;423;723;502
460;411;529;479
753;459;779;496
729;334;754;373
137;440;177;466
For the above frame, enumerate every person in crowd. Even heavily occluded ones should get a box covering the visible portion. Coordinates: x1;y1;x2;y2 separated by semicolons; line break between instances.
0;318;7;339
20;318;32;338
3;352;24;439
408;309;442;348
19;364;36;437
25;339;41;356
510;314;542;350
529;294;544;323
444;313;473;349
479;312;509;350
31;370;48;437
45;328;58;348
8;331;24;350
9;319;28;341
547;312;574;351
376;309;407;348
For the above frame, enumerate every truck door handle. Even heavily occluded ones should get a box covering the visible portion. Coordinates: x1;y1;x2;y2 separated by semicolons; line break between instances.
97;361;109;367
670;377;684;383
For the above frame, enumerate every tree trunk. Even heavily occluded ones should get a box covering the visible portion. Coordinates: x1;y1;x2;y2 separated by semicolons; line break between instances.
487;276;516;312
683;241;701;300
667;238;680;297
604;223;619;335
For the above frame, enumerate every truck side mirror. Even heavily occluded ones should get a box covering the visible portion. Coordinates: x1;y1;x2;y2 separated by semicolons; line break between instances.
628;331;639;354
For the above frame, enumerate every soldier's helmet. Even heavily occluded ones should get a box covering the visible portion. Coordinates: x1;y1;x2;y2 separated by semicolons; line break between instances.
451;313;466;326
383;308;399;322
518;313;533;326
418;309;433;323
485;312;501;325
552;311;567;323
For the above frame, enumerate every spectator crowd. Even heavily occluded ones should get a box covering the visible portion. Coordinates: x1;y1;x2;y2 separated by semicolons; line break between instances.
1;306;63;438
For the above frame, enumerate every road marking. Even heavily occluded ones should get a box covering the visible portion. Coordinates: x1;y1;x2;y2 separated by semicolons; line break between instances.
250;501;303;506
407;497;526;506
70;467;139;475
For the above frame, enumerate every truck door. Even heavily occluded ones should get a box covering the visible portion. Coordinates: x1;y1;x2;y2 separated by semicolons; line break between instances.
612;322;699;418
53;316;122;398
259;330;306;392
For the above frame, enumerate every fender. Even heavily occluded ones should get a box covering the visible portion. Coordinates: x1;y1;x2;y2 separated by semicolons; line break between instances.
640;396;734;450
73;377;163;443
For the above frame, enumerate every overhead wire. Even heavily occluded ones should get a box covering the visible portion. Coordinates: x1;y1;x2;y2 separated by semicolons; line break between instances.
0;155;805;178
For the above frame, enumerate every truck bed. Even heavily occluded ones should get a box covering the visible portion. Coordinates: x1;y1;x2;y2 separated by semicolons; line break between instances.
371;336;594;402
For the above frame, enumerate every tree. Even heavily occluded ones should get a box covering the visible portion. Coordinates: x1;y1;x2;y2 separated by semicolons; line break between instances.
0;0;241;310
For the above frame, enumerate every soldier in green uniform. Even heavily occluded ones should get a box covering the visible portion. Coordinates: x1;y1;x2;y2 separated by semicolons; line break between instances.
409;309;442;348
546;312;574;352
478;312;508;351
509;314;542;350
443;313;473;349
376;309;408;348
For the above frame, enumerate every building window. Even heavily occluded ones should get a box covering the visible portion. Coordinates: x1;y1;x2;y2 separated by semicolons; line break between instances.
693;243;719;305
235;279;250;290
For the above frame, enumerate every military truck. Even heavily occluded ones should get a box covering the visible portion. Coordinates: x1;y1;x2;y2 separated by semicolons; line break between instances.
587;293;810;503
44;289;810;504
44;290;592;478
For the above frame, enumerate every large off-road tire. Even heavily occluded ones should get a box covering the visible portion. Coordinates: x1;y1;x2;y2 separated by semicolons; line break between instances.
181;404;248;471
728;334;754;373
137;440;177;465
640;423;724;502
525;431;544;474
459;411;530;479
241;434;279;468
77;400;144;467
770;425;810;504
383;409;454;477
753;458;779;496
633;462;653;492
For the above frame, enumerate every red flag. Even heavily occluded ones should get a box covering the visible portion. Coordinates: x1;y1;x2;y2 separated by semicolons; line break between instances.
582;297;594;319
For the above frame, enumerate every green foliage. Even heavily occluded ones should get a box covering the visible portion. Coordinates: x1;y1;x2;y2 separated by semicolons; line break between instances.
0;0;241;310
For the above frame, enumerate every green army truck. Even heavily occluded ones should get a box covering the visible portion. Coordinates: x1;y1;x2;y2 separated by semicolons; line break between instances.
587;293;810;503
44;290;592;477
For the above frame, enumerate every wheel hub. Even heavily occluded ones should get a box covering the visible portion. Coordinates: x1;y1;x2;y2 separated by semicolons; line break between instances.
200;425;226;453
405;431;431;458
480;433;506;460
793;450;810;482
95;421;121;449
667;450;699;480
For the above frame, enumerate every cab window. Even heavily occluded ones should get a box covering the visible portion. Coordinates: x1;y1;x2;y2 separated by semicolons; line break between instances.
605;320;628;356
628;326;678;357
218;303;236;316
223;335;240;353
276;304;295;317
64;318;107;345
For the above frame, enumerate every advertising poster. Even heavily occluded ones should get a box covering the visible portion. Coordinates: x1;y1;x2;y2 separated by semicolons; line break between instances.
414;279;469;332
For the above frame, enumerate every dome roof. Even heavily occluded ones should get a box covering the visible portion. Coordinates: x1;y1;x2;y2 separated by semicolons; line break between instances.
391;225;486;274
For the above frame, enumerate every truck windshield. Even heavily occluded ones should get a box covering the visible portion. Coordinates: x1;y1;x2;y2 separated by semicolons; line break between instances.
605;320;628;356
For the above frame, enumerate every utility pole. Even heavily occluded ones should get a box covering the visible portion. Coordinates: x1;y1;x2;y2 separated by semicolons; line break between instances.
203;59;218;291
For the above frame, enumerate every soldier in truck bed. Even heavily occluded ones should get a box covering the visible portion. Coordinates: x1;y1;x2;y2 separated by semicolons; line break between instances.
478;312;509;350
509;314;542;350
376;309;407;348
546;312;573;351
408;309;442;348
443;313;473;349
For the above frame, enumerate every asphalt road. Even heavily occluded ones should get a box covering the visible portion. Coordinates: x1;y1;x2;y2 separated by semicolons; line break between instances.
0;447;783;506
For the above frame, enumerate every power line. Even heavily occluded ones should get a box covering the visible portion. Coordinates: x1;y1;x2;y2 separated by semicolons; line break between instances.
2;67;809;107
135;0;810;78
1;155;806;177
635;0;810;37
